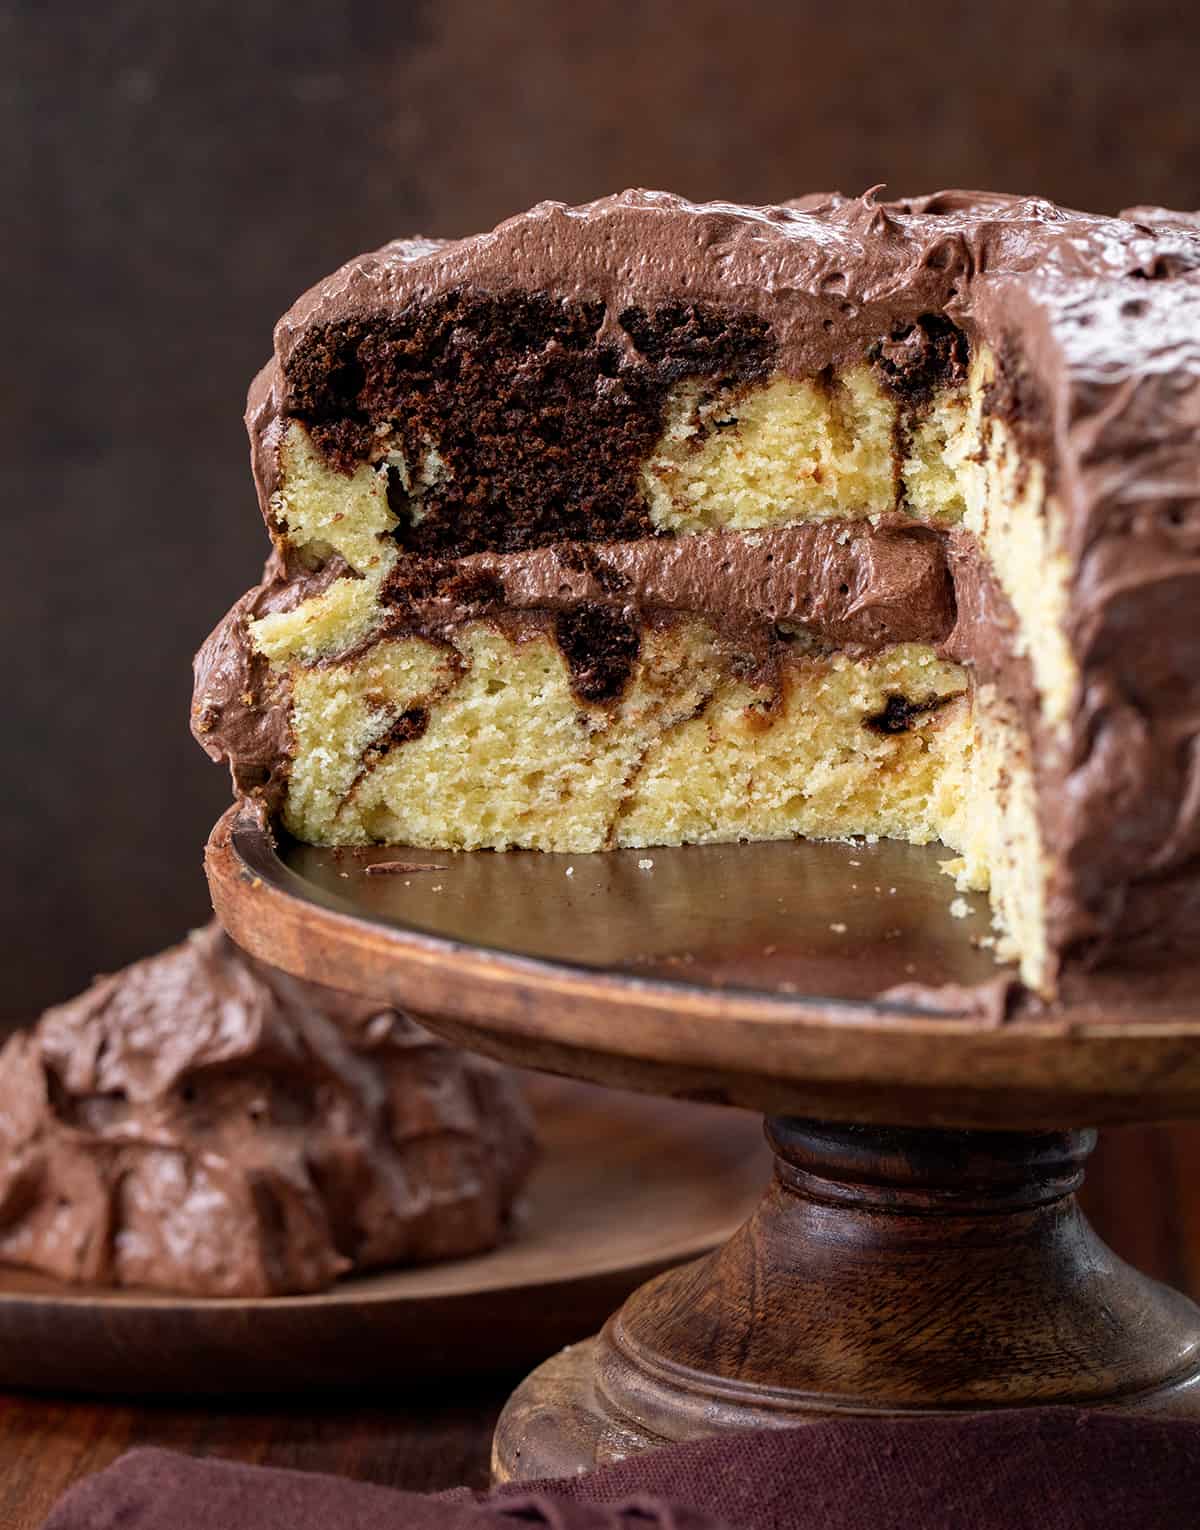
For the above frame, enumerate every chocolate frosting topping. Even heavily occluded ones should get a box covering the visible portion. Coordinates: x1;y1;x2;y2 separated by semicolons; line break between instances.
0;925;536;1295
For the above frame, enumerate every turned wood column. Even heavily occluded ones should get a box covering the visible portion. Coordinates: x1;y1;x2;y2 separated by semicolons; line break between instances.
494;1119;1200;1481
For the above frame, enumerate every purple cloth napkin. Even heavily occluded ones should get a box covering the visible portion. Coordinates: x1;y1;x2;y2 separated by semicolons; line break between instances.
41;1408;1200;1530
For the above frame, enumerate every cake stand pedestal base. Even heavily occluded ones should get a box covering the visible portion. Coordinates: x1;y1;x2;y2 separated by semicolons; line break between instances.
493;1118;1200;1482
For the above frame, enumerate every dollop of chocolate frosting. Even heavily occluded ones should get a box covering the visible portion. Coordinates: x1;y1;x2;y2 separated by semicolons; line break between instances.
0;925;537;1295
208;189;1200;985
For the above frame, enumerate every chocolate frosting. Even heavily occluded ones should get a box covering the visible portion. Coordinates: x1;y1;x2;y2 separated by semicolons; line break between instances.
192;579;291;806
205;188;1200;985
396;521;954;649
0;925;536;1295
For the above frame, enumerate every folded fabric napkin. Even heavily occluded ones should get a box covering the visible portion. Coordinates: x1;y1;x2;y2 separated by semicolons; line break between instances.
41;1408;1200;1530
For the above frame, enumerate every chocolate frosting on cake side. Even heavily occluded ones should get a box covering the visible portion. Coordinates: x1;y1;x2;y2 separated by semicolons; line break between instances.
192;575;293;805
0;925;536;1296
208;189;1200;984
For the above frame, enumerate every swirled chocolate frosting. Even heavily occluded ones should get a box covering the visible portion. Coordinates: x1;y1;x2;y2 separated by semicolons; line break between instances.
0;925;536;1295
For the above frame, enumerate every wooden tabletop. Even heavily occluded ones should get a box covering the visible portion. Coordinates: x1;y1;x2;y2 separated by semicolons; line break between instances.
4;1121;1199;1530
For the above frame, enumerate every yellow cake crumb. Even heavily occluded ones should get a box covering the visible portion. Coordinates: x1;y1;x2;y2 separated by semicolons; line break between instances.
252;344;1072;995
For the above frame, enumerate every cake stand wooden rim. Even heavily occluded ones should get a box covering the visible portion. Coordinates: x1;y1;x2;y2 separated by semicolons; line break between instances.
206;806;1200;1128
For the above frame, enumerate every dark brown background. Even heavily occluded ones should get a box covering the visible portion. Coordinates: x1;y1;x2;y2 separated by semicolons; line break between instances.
6;0;1199;1020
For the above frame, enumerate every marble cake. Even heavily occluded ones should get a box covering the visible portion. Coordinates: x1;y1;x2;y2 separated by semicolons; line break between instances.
0;924;536;1295
192;190;1200;997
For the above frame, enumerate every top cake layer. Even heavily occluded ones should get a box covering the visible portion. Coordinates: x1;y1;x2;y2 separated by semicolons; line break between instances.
248;189;1200;554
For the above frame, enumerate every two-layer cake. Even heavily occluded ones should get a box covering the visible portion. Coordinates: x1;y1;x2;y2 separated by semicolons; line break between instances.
193;191;1200;997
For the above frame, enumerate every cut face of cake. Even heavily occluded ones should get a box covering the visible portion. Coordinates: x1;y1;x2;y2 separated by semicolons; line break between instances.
193;191;1200;999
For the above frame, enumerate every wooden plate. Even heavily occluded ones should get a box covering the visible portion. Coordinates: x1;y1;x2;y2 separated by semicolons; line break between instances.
207;808;1200;1128
0;1075;766;1395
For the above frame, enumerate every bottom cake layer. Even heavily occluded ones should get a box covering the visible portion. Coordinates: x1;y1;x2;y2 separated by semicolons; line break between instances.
279;618;1049;989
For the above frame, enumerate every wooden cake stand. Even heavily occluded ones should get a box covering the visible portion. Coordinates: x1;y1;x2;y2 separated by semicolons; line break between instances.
207;807;1200;1481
